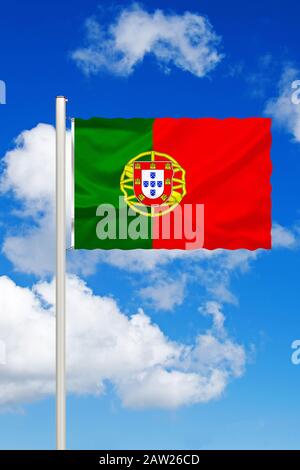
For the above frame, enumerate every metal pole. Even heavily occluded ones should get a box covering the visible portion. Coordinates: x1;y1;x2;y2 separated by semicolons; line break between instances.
56;96;67;450
71;118;75;248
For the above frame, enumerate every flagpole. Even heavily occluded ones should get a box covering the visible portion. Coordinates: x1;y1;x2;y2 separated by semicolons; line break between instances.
56;96;67;450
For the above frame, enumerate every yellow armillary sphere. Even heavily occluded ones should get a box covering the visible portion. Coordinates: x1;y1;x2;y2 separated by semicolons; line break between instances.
120;150;186;217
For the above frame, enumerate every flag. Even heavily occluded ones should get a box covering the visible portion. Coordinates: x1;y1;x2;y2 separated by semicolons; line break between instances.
74;117;272;250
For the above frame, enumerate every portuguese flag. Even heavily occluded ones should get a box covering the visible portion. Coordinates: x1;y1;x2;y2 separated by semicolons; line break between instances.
74;117;272;250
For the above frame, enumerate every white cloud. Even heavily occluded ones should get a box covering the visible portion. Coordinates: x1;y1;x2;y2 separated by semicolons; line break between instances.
208;283;238;306
0;124;55;214
71;4;223;78
200;301;226;334
118;368;227;409
265;66;300;142
139;275;186;311
272;223;298;249
0;274;245;409
2;210;55;277
0;123;85;276
0;340;6;365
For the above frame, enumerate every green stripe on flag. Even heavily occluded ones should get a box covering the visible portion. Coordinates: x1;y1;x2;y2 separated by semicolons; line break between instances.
74;118;154;249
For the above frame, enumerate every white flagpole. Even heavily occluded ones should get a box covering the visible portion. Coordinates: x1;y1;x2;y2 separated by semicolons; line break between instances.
56;96;67;450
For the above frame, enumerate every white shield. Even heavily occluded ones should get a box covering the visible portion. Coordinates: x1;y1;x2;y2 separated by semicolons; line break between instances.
141;169;164;199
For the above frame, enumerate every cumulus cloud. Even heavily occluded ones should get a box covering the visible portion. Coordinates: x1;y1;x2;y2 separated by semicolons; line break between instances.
0;275;245;409
1;124;61;275
265;66;300;142
200;301;226;335
0;123;88;276
0;124;55;213
71;4;223;78
139;275;187;311
272;223;298;249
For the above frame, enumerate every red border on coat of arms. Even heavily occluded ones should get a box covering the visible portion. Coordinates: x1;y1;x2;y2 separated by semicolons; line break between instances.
133;161;173;206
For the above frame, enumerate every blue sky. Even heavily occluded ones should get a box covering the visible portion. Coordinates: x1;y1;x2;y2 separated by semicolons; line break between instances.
0;0;300;450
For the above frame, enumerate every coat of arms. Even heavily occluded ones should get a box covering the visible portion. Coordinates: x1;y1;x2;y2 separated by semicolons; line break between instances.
120;151;186;217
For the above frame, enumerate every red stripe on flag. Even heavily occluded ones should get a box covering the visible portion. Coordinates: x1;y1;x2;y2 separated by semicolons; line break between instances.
152;118;272;250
